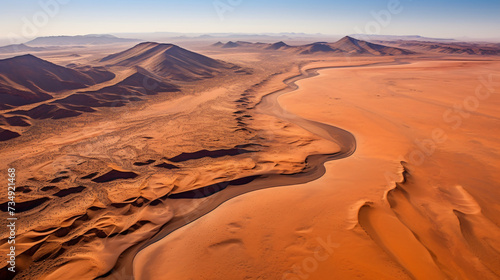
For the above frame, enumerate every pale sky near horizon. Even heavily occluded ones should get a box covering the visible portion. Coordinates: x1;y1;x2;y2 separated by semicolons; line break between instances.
1;0;499;41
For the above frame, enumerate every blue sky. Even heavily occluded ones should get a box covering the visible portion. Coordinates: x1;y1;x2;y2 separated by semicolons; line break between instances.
1;0;499;40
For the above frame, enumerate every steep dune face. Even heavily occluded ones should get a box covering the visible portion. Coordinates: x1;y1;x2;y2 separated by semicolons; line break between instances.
0;55;114;108
9;103;91;119
357;203;447;279
0;115;30;127
100;42;234;81
9;68;180;119
69;65;116;84
57;68;180;107
85;68;179;95
0;127;20;141
0;54;100;92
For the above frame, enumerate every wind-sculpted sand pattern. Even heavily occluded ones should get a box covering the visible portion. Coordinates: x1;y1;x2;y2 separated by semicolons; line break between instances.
0;48;359;279
1;41;499;280
2;54;390;279
107;61;402;279
129;60;436;278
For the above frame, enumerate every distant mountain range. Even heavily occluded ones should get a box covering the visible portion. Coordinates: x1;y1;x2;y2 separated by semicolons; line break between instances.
349;34;457;42
0;44;49;54
212;35;500;56
372;40;500;55
26;34;142;46
212;36;415;56
0;35;143;54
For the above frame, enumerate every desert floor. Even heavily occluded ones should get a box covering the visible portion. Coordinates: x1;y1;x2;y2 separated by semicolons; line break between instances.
1;45;499;280
134;57;500;280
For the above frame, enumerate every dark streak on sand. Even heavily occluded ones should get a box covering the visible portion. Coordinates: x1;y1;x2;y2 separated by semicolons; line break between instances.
169;175;260;199
168;147;255;162
92;169;139;183
0;197;50;213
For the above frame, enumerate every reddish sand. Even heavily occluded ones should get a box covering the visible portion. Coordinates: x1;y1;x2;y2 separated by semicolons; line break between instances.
1;38;500;280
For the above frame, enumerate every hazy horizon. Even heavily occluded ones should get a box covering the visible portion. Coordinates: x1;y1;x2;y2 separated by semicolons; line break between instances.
1;0;499;44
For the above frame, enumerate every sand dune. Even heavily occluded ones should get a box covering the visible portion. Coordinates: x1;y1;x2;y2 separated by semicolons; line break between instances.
0;127;20;141
0;54;113;108
100;42;236;81
57;69;180;108
0;115;30;127
8;103;91;119
69;65;116;84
